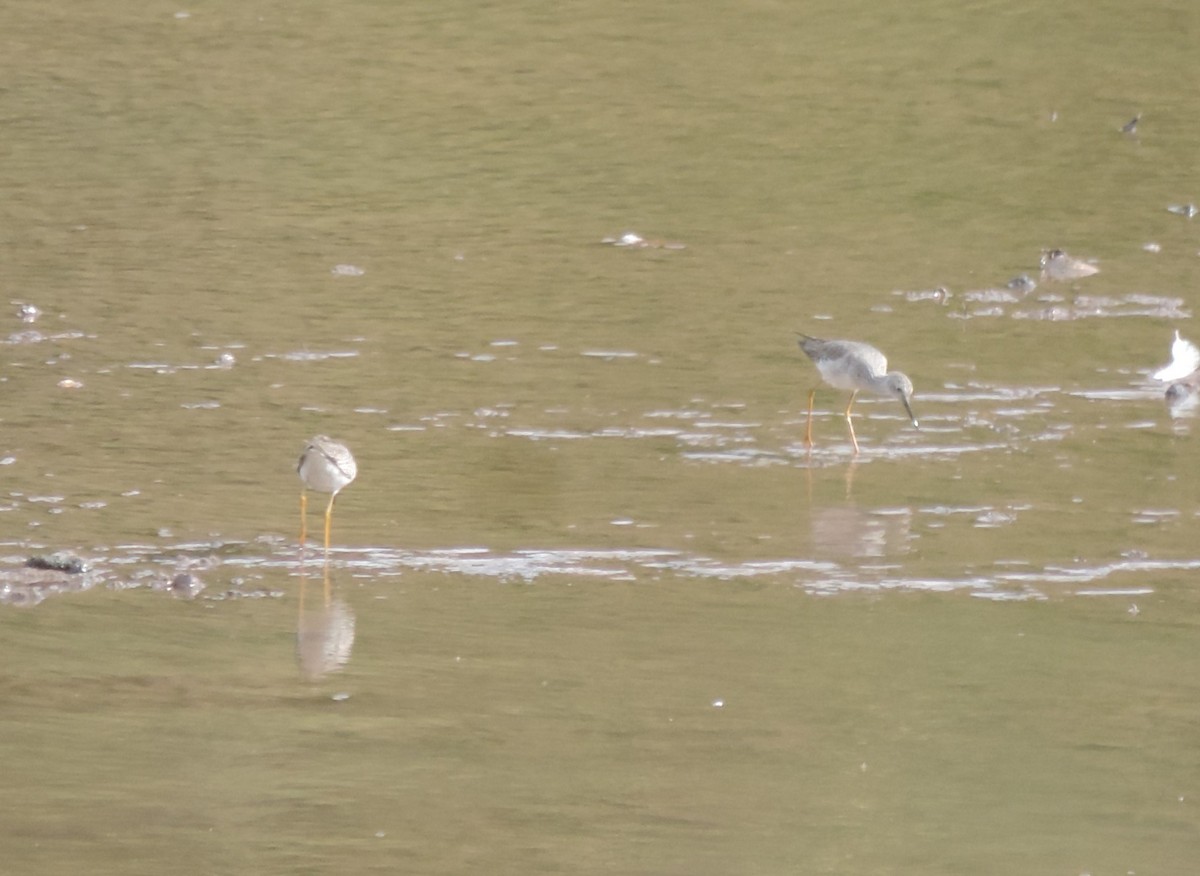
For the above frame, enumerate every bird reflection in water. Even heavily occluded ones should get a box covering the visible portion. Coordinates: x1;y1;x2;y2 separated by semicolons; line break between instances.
1164;374;1200;424
296;562;356;681
803;461;913;560
810;504;913;560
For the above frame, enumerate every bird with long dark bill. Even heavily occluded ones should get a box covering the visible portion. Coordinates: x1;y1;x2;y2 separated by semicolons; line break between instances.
797;333;918;453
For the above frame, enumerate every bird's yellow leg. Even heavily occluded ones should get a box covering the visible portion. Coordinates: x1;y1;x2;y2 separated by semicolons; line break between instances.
323;493;337;561
299;491;308;549
844;390;860;454
805;388;817;448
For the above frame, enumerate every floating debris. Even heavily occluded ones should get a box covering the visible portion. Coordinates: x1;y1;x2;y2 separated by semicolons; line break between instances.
26;553;88;574
603;231;644;247
2;560;94;606
1006;275;1037;295
962;288;1019;305
330;264;366;277
1040;248;1100;281
167;572;205;599
57;378;83;390
600;231;686;250
15;303;41;323
1165;380;1199;405
1121;113;1141;134
581;349;639;360
1166;203;1198;218
274;350;359;362
1004;292;1188;322
1143;242;1162;254
6;329;43;344
901;286;951;304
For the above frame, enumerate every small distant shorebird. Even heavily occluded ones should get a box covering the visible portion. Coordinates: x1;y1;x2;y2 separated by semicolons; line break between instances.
297;435;358;556
1040;248;1100;281
1152;330;1200;383
797;333;919;454
1152;330;1200;403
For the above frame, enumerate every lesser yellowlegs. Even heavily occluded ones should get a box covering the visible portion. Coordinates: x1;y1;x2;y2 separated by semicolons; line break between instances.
297;435;357;556
797;333;918;454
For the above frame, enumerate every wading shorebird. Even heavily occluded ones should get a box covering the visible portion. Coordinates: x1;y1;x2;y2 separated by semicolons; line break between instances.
1152;329;1200;403
1152;330;1200;383
797;333;919;454
297;435;357;556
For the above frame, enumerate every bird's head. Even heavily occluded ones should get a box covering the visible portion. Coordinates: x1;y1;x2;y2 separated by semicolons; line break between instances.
885;372;919;428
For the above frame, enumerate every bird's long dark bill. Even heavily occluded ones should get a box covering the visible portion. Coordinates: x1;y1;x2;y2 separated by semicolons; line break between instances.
901;397;919;429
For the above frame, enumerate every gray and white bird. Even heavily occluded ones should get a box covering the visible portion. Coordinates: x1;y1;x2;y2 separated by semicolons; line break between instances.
297;435;358;556
1151;330;1200;405
797;334;918;454
1152;330;1200;382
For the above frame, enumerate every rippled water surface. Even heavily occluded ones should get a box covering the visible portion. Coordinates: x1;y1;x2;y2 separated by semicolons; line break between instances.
3;0;1200;873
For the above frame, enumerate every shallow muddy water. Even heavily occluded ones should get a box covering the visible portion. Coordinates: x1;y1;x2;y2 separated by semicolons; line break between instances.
2;0;1200;873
